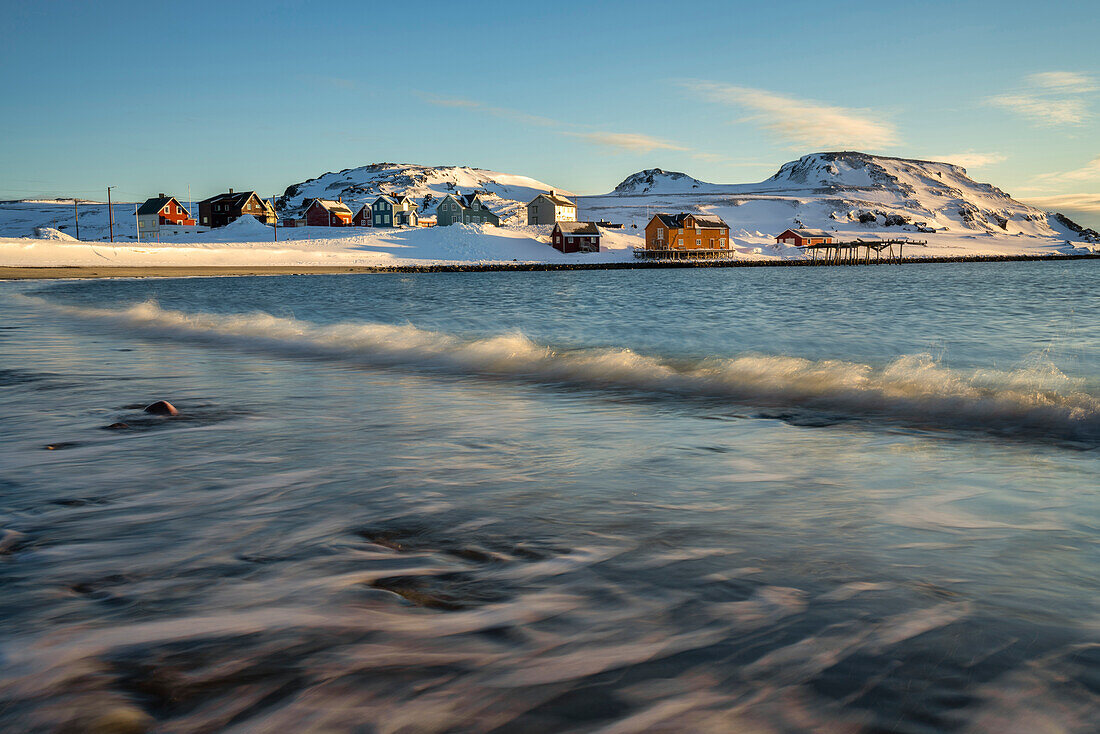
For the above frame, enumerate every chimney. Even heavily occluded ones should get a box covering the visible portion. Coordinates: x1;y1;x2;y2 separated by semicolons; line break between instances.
229;188;234;194
159;193;166;198
550;190;555;196
338;196;342;203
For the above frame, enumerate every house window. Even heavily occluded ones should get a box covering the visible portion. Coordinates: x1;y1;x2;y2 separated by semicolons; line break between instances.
677;238;683;246
696;239;701;246
720;238;726;247
657;228;664;240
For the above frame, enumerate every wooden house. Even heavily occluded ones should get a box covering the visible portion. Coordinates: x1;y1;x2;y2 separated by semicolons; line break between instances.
434;192;500;226
303;198;353;226
776;229;833;247
352;204;372;227
551;221;600;253
527;191;577;225
371;194;419;227
645;213;729;250
197;189;276;228
137;194;196;238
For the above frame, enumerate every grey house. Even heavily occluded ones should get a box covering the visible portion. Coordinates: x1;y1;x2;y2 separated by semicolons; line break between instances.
371;194;419;227
526;191;577;225
434;192;500;226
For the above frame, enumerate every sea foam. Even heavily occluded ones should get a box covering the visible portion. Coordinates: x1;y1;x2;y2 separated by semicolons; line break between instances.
28;297;1100;443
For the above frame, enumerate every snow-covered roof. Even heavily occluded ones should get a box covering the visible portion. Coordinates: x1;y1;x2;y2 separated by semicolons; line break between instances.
652;213;728;229
532;192;576;207
782;228;832;238
555;221;600;235
309;199;353;215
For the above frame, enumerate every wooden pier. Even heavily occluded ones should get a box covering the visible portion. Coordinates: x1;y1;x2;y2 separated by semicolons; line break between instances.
633;247;737;261
801;239;928;264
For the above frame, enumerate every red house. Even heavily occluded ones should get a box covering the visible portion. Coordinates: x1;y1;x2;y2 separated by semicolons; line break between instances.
352;204;372;227
137;195;196;238
304;198;353;227
551;221;600;253
776;228;834;247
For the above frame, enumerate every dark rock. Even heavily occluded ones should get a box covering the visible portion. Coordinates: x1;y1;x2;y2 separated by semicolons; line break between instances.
105;422;130;430
143;400;179;416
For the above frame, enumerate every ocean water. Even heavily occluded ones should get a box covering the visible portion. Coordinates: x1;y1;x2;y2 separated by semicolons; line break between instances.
0;262;1097;733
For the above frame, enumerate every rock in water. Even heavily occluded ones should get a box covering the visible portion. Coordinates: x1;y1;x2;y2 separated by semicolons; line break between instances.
143;400;179;416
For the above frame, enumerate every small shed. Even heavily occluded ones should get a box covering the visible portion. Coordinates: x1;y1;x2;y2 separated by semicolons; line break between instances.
551;221;600;253
776;228;834;247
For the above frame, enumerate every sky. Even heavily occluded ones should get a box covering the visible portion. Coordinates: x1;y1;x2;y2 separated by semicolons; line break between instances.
1;0;1098;226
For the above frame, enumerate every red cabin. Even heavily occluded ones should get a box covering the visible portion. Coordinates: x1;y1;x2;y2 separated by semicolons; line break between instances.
776;228;834;247
304;198;353;227
352;204;372;227
551;221;600;253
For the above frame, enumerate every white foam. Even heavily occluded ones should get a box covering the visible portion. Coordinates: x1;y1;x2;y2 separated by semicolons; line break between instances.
26;297;1100;443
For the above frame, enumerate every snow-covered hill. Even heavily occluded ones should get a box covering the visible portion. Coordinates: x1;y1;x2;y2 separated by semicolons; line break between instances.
276;164;571;224
583;152;1097;241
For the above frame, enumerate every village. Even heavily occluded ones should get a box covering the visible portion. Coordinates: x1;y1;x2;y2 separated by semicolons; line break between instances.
131;186;896;262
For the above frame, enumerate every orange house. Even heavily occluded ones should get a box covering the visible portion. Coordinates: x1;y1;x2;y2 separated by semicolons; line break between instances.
645;213;730;250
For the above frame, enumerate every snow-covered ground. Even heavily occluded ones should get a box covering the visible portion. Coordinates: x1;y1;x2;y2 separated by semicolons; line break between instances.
2;152;1097;268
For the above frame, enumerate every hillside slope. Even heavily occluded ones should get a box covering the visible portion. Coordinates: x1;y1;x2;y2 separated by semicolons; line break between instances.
583;152;1094;241
276;164;571;224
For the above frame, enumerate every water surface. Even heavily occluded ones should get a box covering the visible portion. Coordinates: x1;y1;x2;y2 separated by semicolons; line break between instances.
1;262;1097;732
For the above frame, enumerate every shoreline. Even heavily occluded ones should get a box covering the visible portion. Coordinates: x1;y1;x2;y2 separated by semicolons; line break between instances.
1;252;1097;280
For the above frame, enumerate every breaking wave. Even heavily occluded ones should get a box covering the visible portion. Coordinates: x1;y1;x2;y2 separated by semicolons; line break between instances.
27;297;1100;443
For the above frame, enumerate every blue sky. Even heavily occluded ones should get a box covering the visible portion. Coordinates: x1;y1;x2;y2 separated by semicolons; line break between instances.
2;0;1098;224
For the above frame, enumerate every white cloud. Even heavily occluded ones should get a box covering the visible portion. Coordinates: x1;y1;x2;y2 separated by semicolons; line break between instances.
1023;193;1100;213
682;81;898;150
1034;155;1100;184
1025;71;1098;94
568;131;687;153
985;72;1096;126
929;152;1007;169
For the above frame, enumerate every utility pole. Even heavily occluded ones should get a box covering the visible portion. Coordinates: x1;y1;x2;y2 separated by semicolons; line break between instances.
106;186;115;242
271;197;277;242
134;204;139;243
73;199;80;241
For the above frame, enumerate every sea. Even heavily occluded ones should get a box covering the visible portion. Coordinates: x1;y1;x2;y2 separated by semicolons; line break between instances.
1;261;1097;733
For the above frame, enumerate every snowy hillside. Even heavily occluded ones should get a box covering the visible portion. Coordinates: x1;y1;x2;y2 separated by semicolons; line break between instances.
276;164;572;224
582;152;1096;241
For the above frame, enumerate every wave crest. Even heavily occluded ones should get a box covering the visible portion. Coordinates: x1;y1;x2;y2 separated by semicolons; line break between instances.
27;297;1100;443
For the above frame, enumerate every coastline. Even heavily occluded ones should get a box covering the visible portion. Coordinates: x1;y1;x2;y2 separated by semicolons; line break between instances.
1;252;1097;280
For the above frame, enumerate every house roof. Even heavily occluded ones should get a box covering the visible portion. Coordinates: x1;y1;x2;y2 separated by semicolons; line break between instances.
555;221;600;235
310;198;353;215
458;193;481;207
781;228;832;238
137;196;178;216
199;191;270;210
652;212;729;229
533;192;575;207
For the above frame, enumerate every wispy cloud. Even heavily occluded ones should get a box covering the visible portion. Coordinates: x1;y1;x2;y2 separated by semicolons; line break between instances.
418;92;696;156
417;93;560;128
1034;155;1100;185
929;152;1007;169
567;132;687;153
985;71;1096;126
681;81;898;150
1023;192;1100;213
1025;71;1097;94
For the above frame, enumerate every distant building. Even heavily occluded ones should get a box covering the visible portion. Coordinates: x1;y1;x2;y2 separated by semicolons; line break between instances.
551;221;600;253
371;194;419;227
527;191;576;225
197;189;276;228
137;194;196;238
645;213;729;250
303;198;354;226
776;228;833;247
434;192;500;226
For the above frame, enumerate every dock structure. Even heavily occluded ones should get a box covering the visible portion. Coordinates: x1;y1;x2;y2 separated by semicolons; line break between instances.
800;238;928;264
633;247;737;261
